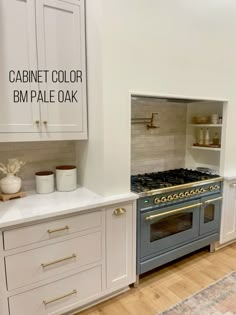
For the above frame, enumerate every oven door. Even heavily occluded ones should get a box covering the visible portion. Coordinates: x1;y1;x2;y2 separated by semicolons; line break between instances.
199;193;222;235
140;200;201;258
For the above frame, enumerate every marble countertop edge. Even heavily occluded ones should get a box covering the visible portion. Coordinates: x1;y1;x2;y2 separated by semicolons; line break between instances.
0;188;138;229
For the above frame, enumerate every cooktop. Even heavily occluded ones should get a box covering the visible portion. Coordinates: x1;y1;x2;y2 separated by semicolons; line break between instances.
131;168;220;194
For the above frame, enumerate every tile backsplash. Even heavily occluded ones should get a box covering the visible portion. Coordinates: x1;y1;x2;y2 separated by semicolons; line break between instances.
0;141;76;190
131;97;187;175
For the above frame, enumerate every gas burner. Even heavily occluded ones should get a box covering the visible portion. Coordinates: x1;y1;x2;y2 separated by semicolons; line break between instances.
131;168;220;194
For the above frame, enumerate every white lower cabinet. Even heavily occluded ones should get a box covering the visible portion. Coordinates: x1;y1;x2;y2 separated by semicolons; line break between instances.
6;231;102;290
106;204;135;288
0;201;136;315
220;180;236;244
9;266;102;315
3;211;102;250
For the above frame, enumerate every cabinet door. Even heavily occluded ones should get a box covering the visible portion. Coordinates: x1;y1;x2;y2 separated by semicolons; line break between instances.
220;181;236;244
0;0;40;133
200;194;222;236
36;0;87;135
106;203;136;289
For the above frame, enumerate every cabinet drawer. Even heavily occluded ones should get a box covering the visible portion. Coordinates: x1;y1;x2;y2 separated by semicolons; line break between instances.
6;231;102;290
9;265;102;315
3;211;102;250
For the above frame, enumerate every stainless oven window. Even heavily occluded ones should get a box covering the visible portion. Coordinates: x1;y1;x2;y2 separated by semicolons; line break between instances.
150;212;193;242
204;204;215;223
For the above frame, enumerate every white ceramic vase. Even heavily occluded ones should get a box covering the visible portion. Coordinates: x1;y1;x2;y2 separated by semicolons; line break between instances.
0;173;22;194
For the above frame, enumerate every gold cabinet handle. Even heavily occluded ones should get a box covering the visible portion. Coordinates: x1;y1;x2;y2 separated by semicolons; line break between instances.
41;253;76;268
113;208;127;216
43;289;77;305
204;196;223;204
145;203;203;221
47;225;69;234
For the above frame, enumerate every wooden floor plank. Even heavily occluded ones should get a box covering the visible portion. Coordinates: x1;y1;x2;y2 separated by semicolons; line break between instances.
77;244;236;315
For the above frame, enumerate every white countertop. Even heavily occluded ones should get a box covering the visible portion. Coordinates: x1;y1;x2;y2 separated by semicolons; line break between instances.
223;175;236;181
0;188;138;229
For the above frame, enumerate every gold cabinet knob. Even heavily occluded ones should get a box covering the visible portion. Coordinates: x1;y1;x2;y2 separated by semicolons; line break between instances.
35;120;40;125
173;194;179;200
161;196;167;203
154;198;161;204
43;121;48;125
113;208;126;216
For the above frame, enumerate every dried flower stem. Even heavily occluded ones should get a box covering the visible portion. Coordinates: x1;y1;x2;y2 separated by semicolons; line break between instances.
0;159;26;175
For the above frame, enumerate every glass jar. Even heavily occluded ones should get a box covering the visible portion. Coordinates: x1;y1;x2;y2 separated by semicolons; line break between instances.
212;133;220;146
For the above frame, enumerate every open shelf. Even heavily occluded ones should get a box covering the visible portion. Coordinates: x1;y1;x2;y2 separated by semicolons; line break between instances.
189;124;222;127
190;146;221;152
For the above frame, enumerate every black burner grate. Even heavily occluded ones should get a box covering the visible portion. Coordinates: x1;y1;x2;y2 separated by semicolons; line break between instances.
131;168;219;193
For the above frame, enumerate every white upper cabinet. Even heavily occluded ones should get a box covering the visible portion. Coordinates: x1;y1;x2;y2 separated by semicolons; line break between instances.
36;0;87;134
0;0;40;133
0;0;87;141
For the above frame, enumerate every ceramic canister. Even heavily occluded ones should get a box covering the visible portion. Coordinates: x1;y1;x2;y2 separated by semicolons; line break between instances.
56;165;77;192
210;114;219;124
35;171;54;194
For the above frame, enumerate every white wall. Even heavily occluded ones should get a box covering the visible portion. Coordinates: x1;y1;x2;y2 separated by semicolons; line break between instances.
76;0;105;195
82;0;236;196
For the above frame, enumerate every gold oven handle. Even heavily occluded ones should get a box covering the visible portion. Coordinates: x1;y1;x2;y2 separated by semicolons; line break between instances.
47;225;69;234
43;289;77;305
41;253;77;268
204;196;223;204
145;203;203;221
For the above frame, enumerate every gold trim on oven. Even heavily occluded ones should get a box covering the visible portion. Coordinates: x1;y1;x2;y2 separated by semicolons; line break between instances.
137;177;224;197
204;196;223;204
145;203;203;221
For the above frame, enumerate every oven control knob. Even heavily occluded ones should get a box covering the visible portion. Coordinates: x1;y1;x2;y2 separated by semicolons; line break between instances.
173;194;179;200
200;187;206;193
190;190;196;195
214;185;220;190
154;198;161;204
195;189;200;194
167;195;173;201
179;192;184;198
185;191;190;197
161;196;167;203
209;186;215;191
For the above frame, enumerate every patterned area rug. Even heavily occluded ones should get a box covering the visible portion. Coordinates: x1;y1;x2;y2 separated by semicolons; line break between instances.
159;271;236;315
